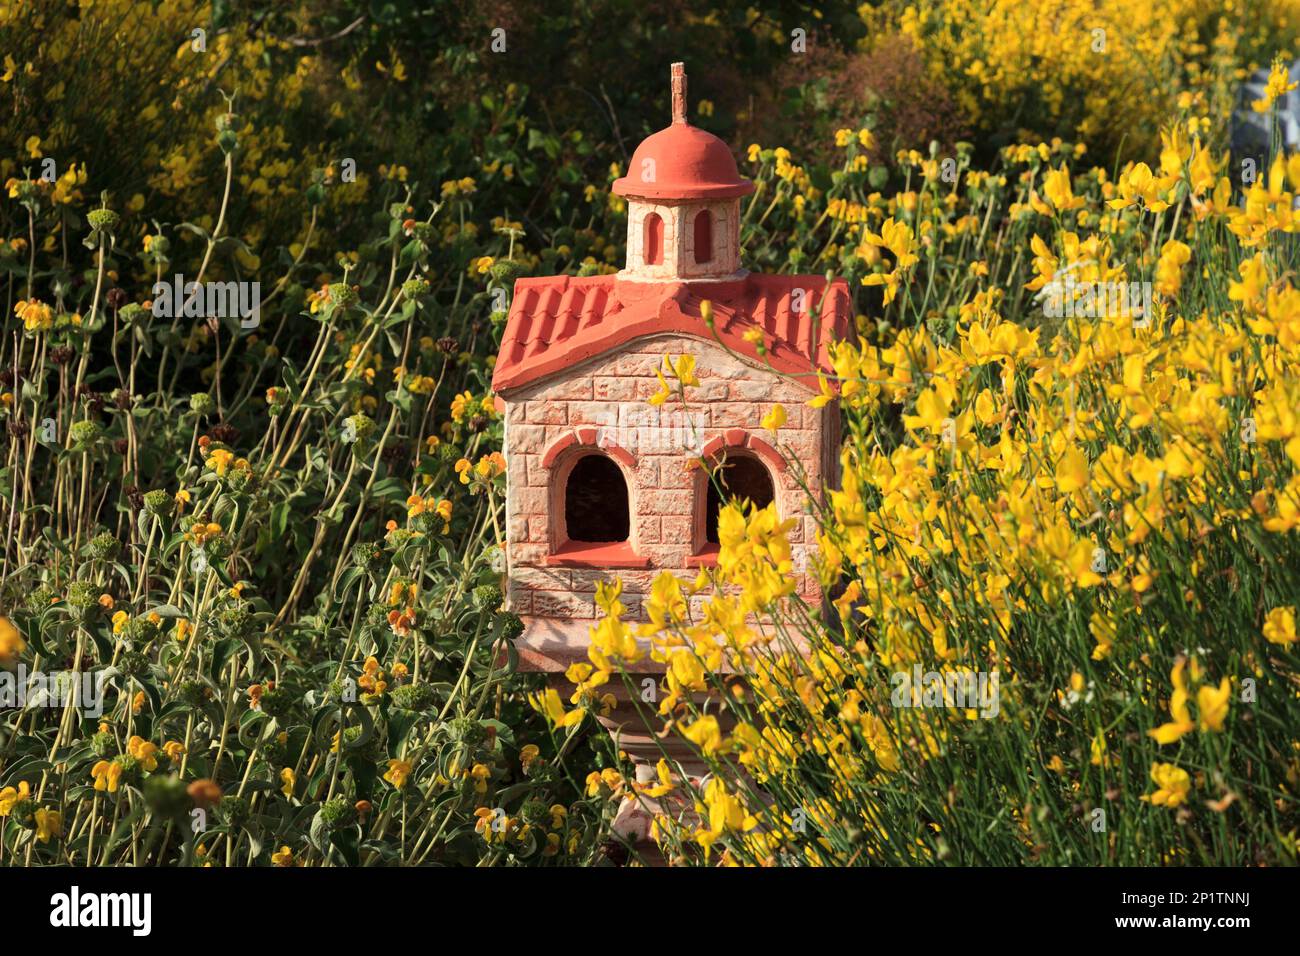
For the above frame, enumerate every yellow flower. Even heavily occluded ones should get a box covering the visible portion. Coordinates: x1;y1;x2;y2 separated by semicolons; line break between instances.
807;372;836;409
584;767;625;797
34;807;61;843
1107;162;1172;213
640;758;677;798
1252;59;1298;112
441;176;477;198
1197;678;1231;733
0;615;25;664
187;520;222;546
1144;763;1191;807
761;404;786;432
474;451;506;480
450;390;475;422
901;385;950;438
1263;606;1296;646
1040;164;1083;212
863;217;918;269
1054;446;1089;494
280;767;296;798
861;268;901;305
207;447;235;476
1154;239;1192;297
470;762;490;794
127;736;159;772
0;780;31;815
520;744;540;771
529;687;585;728
683;714;722;755
271;845;294;866
91;760;122;793
14;298;53;332
648;368;672;407
660;354;699;392
307;285;332;314
1089;732;1108;767
1228;254;1269;313
1148;660;1195;744
384;758;412;788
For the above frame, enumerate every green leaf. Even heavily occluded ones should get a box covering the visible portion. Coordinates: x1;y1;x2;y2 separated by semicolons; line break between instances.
329;828;360;866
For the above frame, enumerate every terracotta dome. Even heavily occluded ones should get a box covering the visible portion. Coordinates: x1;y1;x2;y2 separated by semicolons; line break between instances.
613;63;753;202
613;122;753;201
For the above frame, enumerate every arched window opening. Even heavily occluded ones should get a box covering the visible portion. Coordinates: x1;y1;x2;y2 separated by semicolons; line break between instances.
644;212;664;266
565;455;630;542
705;455;775;545
693;209;713;264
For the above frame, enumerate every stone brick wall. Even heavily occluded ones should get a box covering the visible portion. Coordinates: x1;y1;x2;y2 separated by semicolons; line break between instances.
501;333;832;630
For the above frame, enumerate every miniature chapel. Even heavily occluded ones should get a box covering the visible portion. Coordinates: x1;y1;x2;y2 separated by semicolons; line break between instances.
492;63;850;687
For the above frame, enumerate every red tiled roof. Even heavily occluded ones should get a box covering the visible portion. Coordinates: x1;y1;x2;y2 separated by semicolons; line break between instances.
491;274;852;394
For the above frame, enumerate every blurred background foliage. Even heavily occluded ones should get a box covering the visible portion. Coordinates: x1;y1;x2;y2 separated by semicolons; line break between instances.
5;0;1299;279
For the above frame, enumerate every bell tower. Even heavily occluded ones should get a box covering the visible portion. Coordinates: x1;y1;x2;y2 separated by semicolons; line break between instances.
612;63;754;283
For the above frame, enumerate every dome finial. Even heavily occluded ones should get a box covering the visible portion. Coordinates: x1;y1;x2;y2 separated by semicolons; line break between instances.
671;62;687;125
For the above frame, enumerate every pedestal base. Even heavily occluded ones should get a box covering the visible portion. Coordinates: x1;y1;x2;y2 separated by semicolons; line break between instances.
546;673;735;866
